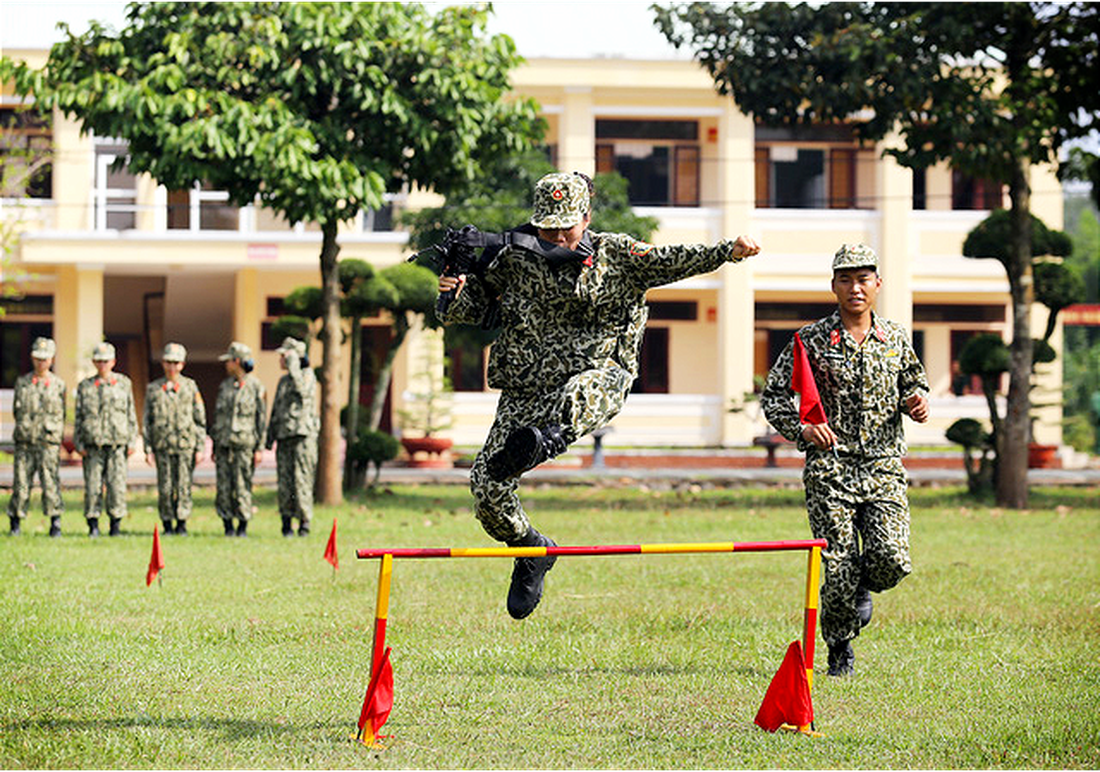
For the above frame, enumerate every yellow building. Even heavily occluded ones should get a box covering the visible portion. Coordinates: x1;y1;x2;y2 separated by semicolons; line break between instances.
1;52;1063;450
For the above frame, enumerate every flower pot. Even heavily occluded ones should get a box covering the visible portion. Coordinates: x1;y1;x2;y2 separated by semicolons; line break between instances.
1027;443;1058;469
400;436;454;469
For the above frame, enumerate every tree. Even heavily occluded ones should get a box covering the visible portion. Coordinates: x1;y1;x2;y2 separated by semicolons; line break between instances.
1;2;542;504
655;1;1100;507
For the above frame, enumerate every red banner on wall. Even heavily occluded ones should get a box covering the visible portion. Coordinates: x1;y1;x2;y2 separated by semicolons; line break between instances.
1063;304;1100;326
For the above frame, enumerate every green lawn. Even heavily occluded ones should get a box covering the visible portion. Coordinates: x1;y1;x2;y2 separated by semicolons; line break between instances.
2;484;1097;768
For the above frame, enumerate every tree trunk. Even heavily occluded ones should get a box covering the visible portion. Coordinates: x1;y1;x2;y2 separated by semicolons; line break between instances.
367;314;409;432
317;221;343;505
342;313;363;492
996;161;1034;509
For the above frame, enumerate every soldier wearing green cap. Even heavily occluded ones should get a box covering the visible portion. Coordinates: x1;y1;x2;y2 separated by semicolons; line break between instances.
266;337;318;536
73;341;138;537
438;170;761;620
143;342;206;536
7;337;66;536
213;341;266;537
760;243;930;677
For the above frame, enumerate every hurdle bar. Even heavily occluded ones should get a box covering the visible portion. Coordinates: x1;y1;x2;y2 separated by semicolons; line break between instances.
355;538;826;740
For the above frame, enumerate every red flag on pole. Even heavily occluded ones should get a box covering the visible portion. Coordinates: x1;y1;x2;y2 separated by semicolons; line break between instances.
357;646;394;745
146;529;165;587
791;332;828;425
323;518;339;570
755;640;814;732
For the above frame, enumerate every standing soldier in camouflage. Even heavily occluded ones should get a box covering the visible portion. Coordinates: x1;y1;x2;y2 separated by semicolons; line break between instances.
73;342;138;537
265;337;317;537
760;244;930;677
7;337;66;537
213;341;266;537
438;171;761;619
143;342;206;536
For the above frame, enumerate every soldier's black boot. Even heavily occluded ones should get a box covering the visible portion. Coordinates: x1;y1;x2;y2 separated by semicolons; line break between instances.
236;519;247;537
298;521;310;537
161;520;175;536
487;424;569;482
10;517;21;536
856;586;873;629
281;518;293;537
49;516;61;538
505;527;558;620
827;640;855;677
223;519;236;537
175;520;188;536
87;518;100;538
108;518;120;537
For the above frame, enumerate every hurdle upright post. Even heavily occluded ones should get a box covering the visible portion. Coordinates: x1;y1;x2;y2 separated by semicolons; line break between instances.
371;553;393;676
802;545;822;691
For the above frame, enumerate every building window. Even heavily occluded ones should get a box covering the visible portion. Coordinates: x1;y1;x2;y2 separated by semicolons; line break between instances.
648;301;698;321
0;295;54;388
755;124;866;210
952;171;1002;211
912;168;927;211
0;105;52;199
167;181;240;231
631;327;669;394
93;143;137;231
595;119;700;207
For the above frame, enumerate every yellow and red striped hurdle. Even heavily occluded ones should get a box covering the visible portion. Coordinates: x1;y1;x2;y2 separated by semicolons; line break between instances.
355;538;825;742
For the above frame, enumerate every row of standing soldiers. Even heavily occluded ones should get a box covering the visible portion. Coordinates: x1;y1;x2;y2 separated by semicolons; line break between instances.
6;336;318;538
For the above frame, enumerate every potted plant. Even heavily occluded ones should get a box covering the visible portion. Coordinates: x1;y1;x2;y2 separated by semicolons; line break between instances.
397;342;454;468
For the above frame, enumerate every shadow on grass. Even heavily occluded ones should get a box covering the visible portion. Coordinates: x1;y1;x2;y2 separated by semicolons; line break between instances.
2;714;347;740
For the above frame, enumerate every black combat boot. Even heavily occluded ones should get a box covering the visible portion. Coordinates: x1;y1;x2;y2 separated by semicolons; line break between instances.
10;517;21;536
298;521;310;537
856;586;873;629
49;516;61;538
162;520;175;536
224;519;236;537
236;519;247;537
281;518;294;537
505;527;558;620
88;518;100;538
175;520;188;536
487;424;569;482
827;640;855;677
108;518;121;537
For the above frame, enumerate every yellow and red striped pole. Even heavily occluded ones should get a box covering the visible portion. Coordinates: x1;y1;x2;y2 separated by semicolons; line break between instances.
802;545;822;691
356;539;826;560
357;553;392;747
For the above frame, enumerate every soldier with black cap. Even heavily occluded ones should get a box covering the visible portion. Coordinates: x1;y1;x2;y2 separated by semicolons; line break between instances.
437;170;761;620
143;342;206;536
760;243;930;677
213;341;266;537
7;337;66;537
265;337;318;537
73;342;138;537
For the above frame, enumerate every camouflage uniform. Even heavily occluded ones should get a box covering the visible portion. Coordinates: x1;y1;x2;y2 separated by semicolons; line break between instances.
213;342;266;532
143;344;206;533
760;251;929;651
74;345;138;531
265;338;317;535
7;338;66;534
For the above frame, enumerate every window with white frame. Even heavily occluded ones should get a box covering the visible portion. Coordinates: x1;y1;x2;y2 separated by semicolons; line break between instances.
166;181;240;231
93;142;137;230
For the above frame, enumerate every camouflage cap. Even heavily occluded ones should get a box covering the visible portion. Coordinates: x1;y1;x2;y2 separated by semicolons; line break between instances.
162;342;187;362
832;243;879;272
275;337;306;358
218;341;253;361
530;172;590;230
31;337;56;359
91;342;116;361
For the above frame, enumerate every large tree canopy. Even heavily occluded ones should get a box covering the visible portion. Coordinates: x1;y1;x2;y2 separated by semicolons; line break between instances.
2;1;543;503
654;1;1100;508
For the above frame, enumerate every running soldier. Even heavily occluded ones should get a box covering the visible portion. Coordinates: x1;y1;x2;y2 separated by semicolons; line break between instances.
73;342;138;537
7;337;66;537
213;341;266;537
265;337;318;537
760;243;929;676
437;171;760;619
143;342;206;536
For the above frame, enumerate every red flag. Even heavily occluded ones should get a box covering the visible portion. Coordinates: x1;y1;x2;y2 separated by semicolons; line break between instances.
323;518;339;570
146;529;165;587
755;641;814;732
357;646;394;743
791;332;828;425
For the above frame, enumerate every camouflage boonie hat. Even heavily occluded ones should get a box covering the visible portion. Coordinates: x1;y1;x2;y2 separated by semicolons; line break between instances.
832;243;879;272
275;337;306;358
530;172;590;229
31;337;56;359
91;342;116;361
218;341;252;361
162;342;187;362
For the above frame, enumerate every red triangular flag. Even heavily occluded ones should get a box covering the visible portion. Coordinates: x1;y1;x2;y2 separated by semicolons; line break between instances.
791;332;828;425
357;646;394;743
146;529;165;587
754;641;814;732
323;518;339;570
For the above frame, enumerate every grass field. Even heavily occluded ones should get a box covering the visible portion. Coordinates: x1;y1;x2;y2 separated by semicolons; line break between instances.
2;483;1098;769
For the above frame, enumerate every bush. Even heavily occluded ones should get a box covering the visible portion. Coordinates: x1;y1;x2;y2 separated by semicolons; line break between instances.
347;429;400;488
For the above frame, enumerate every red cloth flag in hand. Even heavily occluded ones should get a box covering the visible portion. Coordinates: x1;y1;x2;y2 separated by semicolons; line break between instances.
754;640;814;732
357;646;394;744
791;332;828;425
323;518;339;570
146;529;165;587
